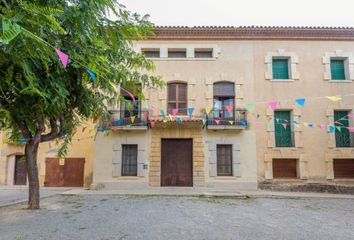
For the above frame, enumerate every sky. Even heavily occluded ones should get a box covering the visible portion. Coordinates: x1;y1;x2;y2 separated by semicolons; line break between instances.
119;0;354;27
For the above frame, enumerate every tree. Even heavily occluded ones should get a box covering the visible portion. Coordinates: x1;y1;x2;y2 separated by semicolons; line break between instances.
0;0;162;209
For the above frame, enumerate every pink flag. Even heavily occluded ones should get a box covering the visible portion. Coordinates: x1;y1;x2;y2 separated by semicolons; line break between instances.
150;120;156;128
282;123;287;129
143;112;149;121
348;127;354;133
348;114;354;119
120;88;135;102
268;100;277;111
215;120;220;125
55;48;69;68
225;105;233;112
151;106;158;116
172;108;178;116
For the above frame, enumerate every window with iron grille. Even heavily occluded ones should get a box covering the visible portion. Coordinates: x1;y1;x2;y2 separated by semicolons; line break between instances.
331;59;346;80
217;145;232;176
272;58;289;79
274;111;294;147
334;110;353;147
122;145;138;176
167;83;187;114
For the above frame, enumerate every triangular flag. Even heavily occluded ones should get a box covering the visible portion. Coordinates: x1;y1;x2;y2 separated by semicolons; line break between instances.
150;120;156;128
163;119;167;123
188;108;194;118
86;67;96;82
318;124;326;130
348;127;354;133
326;96;342;102
117;119;123;126
294;120;300;125
215;120;220;125
205;106;212;115
172;108;178;117
168;114;173;121
303;123;308;128
202;119;207;126
159;109;166;119
229;121;234;125
225;105;233;112
308;123;314;128
55;48;69;68
151;106;158;116
121;88;135;102
276;118;280;124
282;123;287;129
130;116;135;124
143;112;149;121
125;125;132;129
328;125;335;133
268;100;277;111
348;114;354;119
295;98;306;107
177;117;182;124
336;126;342;132
245;103;254;112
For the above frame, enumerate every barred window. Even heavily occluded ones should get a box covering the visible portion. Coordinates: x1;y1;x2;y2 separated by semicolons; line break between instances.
122;145;138;176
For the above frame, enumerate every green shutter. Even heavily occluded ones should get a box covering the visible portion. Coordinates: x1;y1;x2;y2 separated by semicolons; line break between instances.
334;111;352;147
331;60;346;80
274;111;293;147
272;59;289;79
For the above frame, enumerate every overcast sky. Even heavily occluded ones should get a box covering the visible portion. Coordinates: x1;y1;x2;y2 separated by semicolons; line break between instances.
119;0;354;27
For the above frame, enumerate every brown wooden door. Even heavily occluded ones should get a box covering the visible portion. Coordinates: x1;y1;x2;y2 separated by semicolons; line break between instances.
45;158;85;187
272;159;298;179
334;159;354;179
14;155;27;185
161;139;193;186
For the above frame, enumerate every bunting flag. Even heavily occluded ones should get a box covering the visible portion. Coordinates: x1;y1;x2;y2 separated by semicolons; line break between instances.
225;105;233;112
86;67;96;82
168;114;173;121
268;100;277;111
188;108;194;118
348;113;354;119
125;125;131;129
151;106;158;116
172;108;178;116
18;138;27;144
202;119;207;126
295;98;306;107
303;123;308;128
229;121;234;125
143;112;149;121
121;88;135;102
318;124;326;130
163;119;167;123
130;116;135;124
55;48;69;68
281;123;287;129
215;120;221;125
326;96;342;102
348;127;354;133
245;103;254;112
159;109;166;119
205;106;212;115
150;120;156;128
328;125;335;133
308;123;314;128
177;117;182;124
294;120;300;125
33;138;40;145
117;119;123;126
336;126;342;132
276;118;280;124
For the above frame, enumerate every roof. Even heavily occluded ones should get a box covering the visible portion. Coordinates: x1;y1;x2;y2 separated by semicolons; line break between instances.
149;26;354;41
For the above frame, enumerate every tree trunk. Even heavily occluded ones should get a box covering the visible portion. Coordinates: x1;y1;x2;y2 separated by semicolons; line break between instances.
25;142;40;209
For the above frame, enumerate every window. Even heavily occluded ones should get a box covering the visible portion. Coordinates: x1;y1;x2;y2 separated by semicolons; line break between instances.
274;111;294;147
122;145;138;176
168;49;186;58
142;49;160;58
120;86;140;119
167;83;187;114
331;59;346;80
217;145;233;176
334;110;352;147
272;58;289;79
195;49;213;58
213;82;235;119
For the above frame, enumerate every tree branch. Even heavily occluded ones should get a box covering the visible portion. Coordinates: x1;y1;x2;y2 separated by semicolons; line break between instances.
40;115;65;143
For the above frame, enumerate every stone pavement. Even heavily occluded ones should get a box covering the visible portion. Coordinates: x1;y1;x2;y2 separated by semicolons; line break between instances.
0;186;72;208
61;187;354;200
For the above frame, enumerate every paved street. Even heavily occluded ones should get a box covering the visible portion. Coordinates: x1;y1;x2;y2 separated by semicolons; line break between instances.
1;195;354;240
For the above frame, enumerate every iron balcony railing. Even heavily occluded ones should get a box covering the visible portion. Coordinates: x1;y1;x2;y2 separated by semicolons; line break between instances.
109;109;149;127
335;131;354;147
206;109;248;127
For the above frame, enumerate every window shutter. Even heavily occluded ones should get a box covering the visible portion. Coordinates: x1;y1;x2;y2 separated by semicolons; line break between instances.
274;111;293;147
272;59;289;79
217;145;233;176
213;82;235;97
122;145;138;176
168;84;177;101
331;60;346;80
178;84;187;102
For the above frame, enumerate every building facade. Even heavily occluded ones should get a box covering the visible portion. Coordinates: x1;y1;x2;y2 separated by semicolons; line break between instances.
92;26;354;190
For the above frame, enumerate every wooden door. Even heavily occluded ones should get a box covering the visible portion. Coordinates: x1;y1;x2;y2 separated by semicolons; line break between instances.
63;158;85;187
161;139;193;186
334;159;354;179
14;155;27;185
45;158;85;187
272;159;298;179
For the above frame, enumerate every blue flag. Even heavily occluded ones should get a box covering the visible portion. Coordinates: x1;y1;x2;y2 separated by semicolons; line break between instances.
188;108;194;118
86;67;96;82
295;98;306;107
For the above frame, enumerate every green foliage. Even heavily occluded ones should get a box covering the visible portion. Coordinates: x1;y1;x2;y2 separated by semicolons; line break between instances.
0;0;163;154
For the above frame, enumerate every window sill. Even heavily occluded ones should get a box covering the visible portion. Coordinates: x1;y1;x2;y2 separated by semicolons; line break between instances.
115;176;143;180
328;80;353;83
272;147;298;150
270;79;295;82
147;57;217;61
212;176;238;180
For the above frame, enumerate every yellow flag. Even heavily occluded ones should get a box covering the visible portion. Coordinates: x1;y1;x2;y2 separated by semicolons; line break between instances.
130;116;136;124
326;96;342;102
163;119;167;123
303;122;308;127
229;121;234;125
205;106;212;114
168;114;173;121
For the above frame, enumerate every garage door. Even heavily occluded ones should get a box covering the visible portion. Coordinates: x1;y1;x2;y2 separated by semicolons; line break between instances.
161;139;193;186
44;158;85;187
273;159;298;179
334;159;354;179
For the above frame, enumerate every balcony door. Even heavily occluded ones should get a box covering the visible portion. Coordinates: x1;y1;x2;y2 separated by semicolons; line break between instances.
213;82;235;119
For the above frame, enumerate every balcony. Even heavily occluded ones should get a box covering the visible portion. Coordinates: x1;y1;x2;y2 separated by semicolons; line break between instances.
206;109;247;130
109;110;149;130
